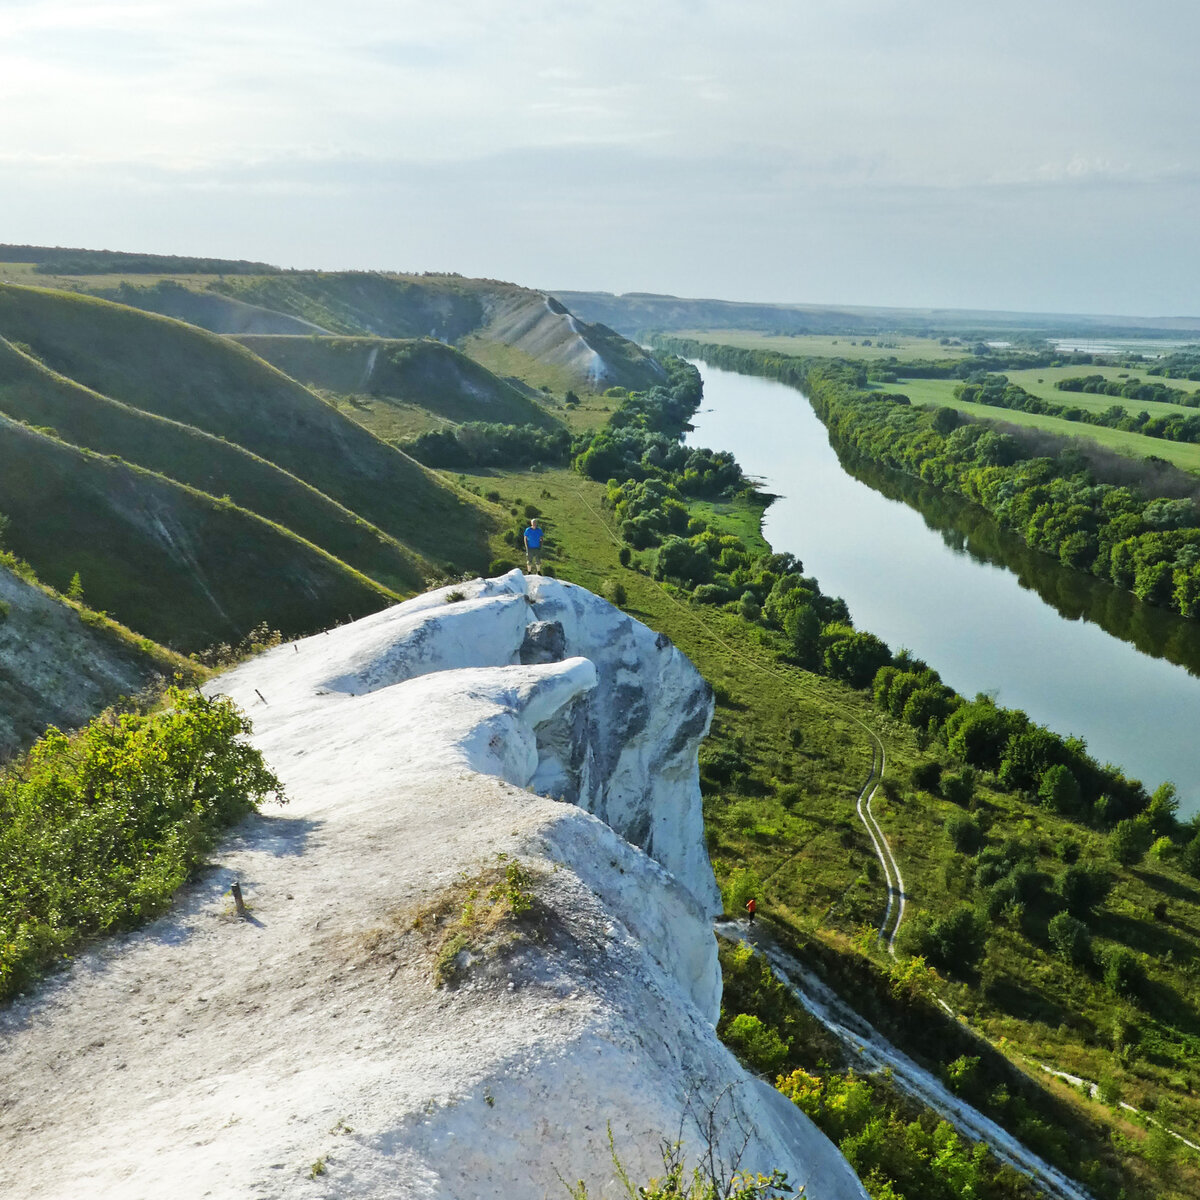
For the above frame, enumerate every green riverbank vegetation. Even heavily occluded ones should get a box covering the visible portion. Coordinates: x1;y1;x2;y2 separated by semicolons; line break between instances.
452;350;1200;1198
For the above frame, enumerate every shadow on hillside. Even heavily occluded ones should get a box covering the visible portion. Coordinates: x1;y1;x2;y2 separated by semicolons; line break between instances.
1130;865;1200;906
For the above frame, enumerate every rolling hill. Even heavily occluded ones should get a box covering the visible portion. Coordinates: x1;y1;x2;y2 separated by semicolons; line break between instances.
0;414;396;649
0;286;494;572
0;337;430;594
233;334;558;432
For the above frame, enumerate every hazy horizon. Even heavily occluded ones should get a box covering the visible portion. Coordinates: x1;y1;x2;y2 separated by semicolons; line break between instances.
4;2;1197;317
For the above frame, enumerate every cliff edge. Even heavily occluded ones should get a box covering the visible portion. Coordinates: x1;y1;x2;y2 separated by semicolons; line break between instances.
0;573;866;1200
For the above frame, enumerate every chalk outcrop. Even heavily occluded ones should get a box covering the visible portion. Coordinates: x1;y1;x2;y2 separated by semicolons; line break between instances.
0;573;867;1200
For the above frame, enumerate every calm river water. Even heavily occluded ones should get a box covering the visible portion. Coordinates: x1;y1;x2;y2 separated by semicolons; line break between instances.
686;361;1200;815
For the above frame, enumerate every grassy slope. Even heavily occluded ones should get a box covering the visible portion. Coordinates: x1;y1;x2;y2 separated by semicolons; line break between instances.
0;562;192;758
210;272;487;340
233;334;560;430
0;337;430;593
0;285;494;571
0;415;394;649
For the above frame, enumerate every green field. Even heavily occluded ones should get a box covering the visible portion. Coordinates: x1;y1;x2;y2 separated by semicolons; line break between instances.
673;329;970;361
893;377;1200;473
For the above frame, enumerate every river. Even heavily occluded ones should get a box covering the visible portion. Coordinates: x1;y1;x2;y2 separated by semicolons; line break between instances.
686;361;1200;814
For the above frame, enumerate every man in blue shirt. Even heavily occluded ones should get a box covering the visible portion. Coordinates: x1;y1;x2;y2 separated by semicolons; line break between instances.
523;518;544;573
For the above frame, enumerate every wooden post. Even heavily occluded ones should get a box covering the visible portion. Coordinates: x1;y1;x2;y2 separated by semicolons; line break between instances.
231;880;247;918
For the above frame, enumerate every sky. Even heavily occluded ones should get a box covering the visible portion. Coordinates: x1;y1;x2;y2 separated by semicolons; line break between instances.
2;0;1198;316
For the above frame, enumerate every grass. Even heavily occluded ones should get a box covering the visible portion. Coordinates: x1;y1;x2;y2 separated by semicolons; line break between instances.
672;329;970;361
458;334;589;404
893;377;1200;474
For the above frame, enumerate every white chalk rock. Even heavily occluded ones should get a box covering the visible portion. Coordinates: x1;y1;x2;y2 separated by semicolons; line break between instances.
0;574;868;1200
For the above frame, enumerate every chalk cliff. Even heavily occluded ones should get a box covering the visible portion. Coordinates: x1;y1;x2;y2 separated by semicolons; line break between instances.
0;573;867;1200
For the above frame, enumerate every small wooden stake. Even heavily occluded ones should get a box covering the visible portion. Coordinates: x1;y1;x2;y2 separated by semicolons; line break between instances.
231;880;247;918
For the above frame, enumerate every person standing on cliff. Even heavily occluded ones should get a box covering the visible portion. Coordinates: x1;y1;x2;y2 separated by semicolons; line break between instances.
746;897;757;925
523;518;544;573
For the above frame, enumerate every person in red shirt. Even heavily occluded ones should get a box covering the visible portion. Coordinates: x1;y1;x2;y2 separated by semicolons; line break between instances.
746;897;757;924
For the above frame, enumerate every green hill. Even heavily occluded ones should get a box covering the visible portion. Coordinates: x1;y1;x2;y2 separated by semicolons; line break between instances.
0;336;429;594
0;285;494;572
233;335;559;434
0;415;394;649
5;261;668;395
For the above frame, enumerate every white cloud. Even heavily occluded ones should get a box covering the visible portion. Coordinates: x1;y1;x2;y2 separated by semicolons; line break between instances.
1;0;1197;312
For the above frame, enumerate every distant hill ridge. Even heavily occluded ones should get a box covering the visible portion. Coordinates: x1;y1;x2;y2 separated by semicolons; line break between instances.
0;248;667;393
0;244;284;276
553;289;1200;340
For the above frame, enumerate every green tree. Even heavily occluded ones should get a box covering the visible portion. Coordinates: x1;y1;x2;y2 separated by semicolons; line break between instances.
821;625;892;689
1109;817;1152;866
1103;947;1146;1000
945;813;984;854
67;571;84;602
1058;862;1111;918
1048;911;1092;966
1039;764;1083;816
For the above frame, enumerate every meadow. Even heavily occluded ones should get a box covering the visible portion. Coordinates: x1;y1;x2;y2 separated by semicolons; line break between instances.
672;329;971;361
892;377;1200;474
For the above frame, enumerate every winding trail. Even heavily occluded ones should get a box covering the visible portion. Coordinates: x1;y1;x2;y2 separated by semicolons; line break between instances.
566;479;906;944
854;733;906;950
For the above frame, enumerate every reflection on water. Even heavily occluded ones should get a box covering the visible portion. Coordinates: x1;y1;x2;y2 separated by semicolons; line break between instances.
836;448;1200;680
686;361;1200;814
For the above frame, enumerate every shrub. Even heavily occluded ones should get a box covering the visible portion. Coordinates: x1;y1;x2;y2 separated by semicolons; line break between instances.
1039;764;1083;816
941;768;976;807
722;867;762;916
1048;912;1092;966
618;545;632;567
910;761;943;794
692;582;734;605
1058;862;1112;918
1149;835;1177;861
489;558;518;575
1109;817;1152;866
0;690;282;999
946;813;984;855
722;1013;790;1077
900;905;986;974
1103;947;1147;1000
602;579;628;608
